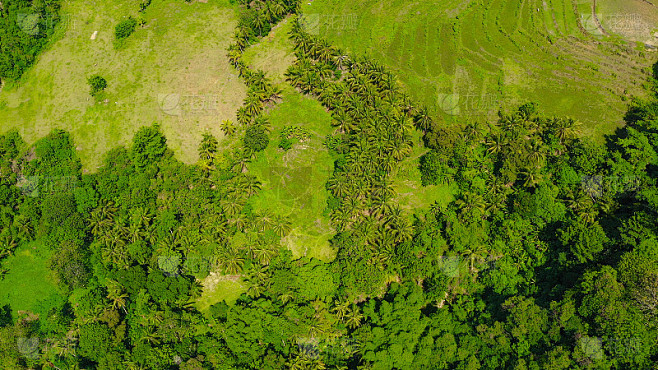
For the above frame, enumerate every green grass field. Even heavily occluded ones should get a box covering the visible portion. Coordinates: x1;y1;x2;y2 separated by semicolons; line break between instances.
195;273;246;312
248;87;336;261
300;0;657;138
0;0;246;170
0;242;64;318
244;19;336;261
242;16;297;84
391;130;458;213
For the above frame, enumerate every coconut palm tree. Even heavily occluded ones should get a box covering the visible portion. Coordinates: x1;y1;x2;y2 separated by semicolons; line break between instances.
106;280;129;314
221;120;237;137
455;192;486;219
0;235;17;259
344;304;364;329
239;175;262;196
14;216;34;241
414;106;433;132
332;298;351;321
139;326;161;345
219;246;245;274
272;214;292;237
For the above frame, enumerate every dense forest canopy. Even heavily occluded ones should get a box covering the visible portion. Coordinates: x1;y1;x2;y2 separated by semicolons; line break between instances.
0;0;657;369
0;0;62;83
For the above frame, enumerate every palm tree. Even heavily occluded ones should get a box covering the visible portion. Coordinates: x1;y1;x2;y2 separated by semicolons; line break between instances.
414;106;433;132
0;235;17;259
527;140;546;168
255;210;275;232
485;133;507;155
221;196;244;216
106;280;129;314
279;291;294;304
133;207;153;229
232;153;251;173
240;175;262;196
551;117;581;143
272;214;292;237
344;304;363;329
253;245;277;265
460;245;488;274
89;210;112;237
219;247;245;274
333;54;350;70
139;326;161;345
455;192;486;219
332;298;351;321
221;120;237;137
14;216;34;241
198;132;218;161
253;116;273;133
520;168;543;188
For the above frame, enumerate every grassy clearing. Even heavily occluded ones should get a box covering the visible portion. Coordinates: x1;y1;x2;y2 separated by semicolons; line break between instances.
243;20;336;261
249;87;336;261
195;273;246;312
242;16;297;84
0;0;246;170
300;0;656;139
0;242;63;317
391;130;458;213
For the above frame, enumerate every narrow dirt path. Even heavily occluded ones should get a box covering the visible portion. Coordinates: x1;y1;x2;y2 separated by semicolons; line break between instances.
591;0;609;36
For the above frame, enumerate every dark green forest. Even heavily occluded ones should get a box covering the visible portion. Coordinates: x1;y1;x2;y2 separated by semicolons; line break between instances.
0;0;657;369
0;0;62;83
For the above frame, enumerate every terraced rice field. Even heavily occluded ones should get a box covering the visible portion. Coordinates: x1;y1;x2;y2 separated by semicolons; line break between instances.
301;0;657;138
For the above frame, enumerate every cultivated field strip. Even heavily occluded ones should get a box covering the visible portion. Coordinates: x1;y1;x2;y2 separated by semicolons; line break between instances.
301;0;654;135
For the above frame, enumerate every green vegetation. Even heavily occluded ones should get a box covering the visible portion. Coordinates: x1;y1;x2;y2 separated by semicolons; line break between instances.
0;0;62;82
86;75;107;97
300;0;657;137
0;0;247;169
114;17;137;41
1;0;658;369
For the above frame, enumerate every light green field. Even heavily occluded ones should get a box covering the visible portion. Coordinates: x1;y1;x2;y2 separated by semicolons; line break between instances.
392;131;458;212
248;87;336;261
0;0;246;170
300;0;657;138
0;242;64;317
593;0;658;45
242;16;297;84
243;18;336;261
195;274;246;312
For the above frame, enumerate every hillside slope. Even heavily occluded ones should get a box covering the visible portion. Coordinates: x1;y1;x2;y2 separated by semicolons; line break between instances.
0;0;245;169
301;0;657;137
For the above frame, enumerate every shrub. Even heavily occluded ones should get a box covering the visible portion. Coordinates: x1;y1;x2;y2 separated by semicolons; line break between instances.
244;125;269;152
87;75;107;97
278;137;293;151
115;17;137;39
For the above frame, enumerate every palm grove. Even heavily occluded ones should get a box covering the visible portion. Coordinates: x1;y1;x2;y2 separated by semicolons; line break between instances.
0;0;657;368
